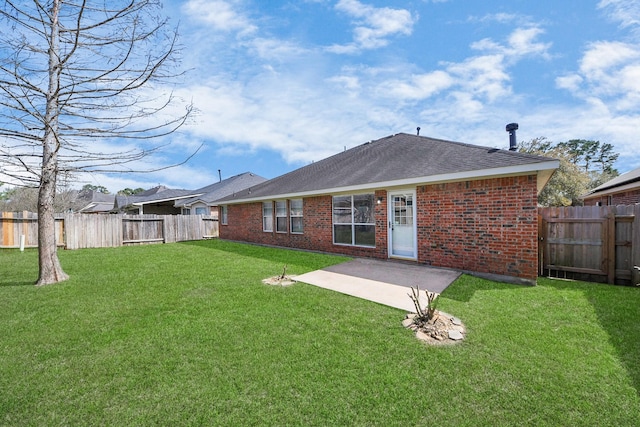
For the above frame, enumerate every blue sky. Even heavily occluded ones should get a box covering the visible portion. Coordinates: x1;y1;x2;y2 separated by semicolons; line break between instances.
85;0;640;192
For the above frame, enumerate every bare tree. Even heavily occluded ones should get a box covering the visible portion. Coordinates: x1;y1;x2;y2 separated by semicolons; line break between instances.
0;0;193;285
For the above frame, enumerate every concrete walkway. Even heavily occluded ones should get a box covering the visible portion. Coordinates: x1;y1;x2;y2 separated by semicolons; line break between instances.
295;258;461;312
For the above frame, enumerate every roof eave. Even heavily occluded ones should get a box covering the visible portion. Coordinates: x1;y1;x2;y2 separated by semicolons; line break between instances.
132;193;204;206
221;160;560;204
177;198;215;208
582;180;640;200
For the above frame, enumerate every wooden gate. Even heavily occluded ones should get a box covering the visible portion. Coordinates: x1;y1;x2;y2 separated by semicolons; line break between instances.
538;205;640;285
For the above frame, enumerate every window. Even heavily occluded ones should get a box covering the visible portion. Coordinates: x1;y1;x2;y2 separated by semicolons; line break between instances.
333;194;375;247
290;199;303;233
263;202;273;232
276;200;287;233
195;207;208;215
182;208;191;215
220;205;228;225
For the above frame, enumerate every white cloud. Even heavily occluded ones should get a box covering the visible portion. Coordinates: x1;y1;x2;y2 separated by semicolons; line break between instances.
445;55;511;102
557;41;640;112
328;0;416;53
181;0;257;35
374;26;551;105
598;0;640;29
555;74;583;92
377;70;454;100
472;26;551;60
246;38;310;61
580;41;640;75
468;13;521;24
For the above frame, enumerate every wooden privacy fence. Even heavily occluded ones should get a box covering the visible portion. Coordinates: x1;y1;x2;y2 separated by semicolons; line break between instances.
538;205;640;285
1;212;218;250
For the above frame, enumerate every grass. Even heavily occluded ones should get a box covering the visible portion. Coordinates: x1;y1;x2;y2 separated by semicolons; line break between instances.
1;239;639;426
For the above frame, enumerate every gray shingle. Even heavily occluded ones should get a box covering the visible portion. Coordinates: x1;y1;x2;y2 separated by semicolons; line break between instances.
218;133;555;202
175;172;267;207
586;166;640;195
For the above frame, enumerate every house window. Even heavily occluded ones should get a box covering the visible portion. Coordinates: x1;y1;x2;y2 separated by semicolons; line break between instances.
182;208;191;215
195;207;208;215
290;199;303;234
263;202;273;232
276;200;287;233
333;194;375;247
220;205;228;225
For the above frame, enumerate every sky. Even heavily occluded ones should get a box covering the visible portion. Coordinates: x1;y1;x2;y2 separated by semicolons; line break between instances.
23;0;640;191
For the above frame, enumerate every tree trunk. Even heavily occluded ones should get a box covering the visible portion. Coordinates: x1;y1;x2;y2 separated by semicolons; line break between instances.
36;176;68;286
36;0;68;286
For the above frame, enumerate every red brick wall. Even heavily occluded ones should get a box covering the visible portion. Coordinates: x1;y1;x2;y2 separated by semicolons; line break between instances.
221;176;539;282
221;193;388;259
416;175;539;280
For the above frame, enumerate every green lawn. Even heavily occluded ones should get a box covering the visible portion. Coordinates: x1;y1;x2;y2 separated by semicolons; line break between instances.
1;240;639;426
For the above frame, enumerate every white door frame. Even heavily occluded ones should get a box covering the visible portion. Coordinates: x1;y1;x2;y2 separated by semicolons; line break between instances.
387;189;417;260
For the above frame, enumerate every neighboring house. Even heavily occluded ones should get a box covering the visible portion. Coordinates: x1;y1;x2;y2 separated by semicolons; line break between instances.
76;190;116;214
217;133;559;284
113;185;194;214
582;166;640;206
175;172;267;216
111;173;267;215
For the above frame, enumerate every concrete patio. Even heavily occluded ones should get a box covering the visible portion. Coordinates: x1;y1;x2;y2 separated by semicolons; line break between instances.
295;258;461;312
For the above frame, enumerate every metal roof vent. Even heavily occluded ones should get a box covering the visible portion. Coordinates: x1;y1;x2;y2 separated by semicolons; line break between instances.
506;123;519;151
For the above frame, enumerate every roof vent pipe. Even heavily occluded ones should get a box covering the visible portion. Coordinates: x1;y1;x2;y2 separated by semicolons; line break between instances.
505;123;519;151
416;127;420;136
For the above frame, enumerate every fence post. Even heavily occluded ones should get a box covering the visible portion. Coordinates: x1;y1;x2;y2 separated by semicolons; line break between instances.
633;205;640;285
538;215;546;276
606;211;616;284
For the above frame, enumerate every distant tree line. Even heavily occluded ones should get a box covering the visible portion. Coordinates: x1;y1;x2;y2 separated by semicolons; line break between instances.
0;183;148;212
518;138;619;206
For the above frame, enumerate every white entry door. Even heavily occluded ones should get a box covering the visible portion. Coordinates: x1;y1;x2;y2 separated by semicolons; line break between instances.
389;191;417;259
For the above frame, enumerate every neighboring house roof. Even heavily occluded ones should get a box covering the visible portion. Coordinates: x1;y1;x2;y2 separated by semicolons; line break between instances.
113;186;194;211
175;172;267;208
582;166;640;200
217;133;558;204
76;190;116;213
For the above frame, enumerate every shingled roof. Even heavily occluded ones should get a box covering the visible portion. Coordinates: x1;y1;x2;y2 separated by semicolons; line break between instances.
218;133;558;204
582;166;640;199
175;172;267;207
113;187;194;211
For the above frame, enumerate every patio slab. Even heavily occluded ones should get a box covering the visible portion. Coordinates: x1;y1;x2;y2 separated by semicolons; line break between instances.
295;258;461;312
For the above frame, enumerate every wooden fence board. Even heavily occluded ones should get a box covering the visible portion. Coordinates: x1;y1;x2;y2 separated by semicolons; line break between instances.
539;205;639;285
1;213;218;250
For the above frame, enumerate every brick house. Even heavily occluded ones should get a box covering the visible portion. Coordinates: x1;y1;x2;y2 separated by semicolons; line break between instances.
582;167;640;206
112;172;266;215
217;133;558;284
175;172;267;216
